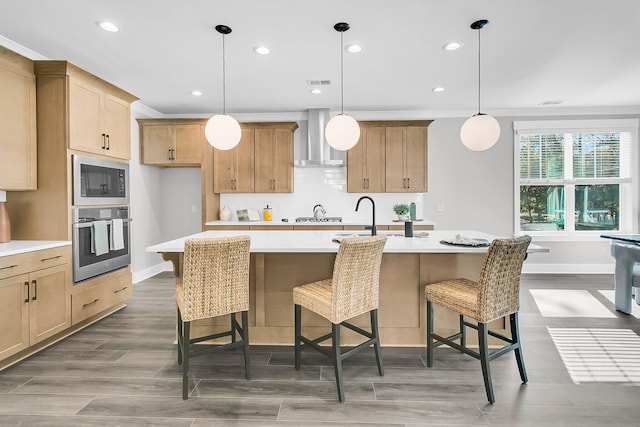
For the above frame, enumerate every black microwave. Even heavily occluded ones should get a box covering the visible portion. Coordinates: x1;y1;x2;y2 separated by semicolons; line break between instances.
72;155;130;206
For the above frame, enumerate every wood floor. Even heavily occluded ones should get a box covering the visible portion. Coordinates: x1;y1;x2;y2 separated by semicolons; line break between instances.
1;272;640;426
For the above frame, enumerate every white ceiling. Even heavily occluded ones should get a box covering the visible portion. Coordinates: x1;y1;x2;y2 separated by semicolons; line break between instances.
2;0;640;117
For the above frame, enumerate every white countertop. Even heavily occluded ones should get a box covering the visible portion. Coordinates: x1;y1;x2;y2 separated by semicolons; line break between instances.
205;219;437;227
148;230;548;254
0;240;71;257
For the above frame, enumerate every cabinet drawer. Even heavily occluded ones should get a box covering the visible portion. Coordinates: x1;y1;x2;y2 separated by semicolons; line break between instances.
0;246;70;280
72;269;132;325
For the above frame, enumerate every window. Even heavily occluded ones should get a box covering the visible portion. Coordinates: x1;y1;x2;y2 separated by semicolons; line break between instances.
514;119;638;236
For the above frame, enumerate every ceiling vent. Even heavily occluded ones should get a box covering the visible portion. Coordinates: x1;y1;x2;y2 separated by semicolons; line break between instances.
307;79;332;86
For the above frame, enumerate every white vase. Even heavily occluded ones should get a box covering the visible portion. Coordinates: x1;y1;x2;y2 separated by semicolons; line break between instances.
397;213;410;221
220;205;232;221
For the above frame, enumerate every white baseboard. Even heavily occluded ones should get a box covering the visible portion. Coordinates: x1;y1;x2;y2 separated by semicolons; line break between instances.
522;263;614;275
132;261;173;283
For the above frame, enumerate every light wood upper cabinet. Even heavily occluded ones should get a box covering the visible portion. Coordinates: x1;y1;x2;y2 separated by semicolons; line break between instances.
347;126;385;192
138;119;202;166
0;46;37;190
385;125;428;192
35;61;137;161
347;121;430;193
254;124;296;193
213;127;255;192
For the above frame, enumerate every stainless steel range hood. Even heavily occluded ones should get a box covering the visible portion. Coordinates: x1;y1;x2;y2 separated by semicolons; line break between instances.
294;108;345;167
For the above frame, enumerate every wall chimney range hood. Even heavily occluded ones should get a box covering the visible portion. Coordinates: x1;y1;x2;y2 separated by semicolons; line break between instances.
294;108;346;167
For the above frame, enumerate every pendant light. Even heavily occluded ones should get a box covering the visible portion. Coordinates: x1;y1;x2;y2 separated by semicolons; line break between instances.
205;25;241;150
460;19;500;151
325;22;361;151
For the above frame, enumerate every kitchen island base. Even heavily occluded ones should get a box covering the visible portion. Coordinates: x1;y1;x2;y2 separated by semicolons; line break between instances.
163;251;508;347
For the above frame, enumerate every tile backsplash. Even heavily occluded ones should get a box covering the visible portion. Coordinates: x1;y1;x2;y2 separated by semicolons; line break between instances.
220;168;425;223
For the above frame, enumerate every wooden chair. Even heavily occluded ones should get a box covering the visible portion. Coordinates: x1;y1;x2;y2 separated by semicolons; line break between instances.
177;235;251;400
424;235;531;404
293;235;387;402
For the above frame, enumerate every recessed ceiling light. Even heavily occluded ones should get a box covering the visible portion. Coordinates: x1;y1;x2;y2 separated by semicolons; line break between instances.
311;89;322;94
97;21;119;32
443;41;462;51
254;46;270;55
345;44;362;54
191;90;202;96
432;86;445;93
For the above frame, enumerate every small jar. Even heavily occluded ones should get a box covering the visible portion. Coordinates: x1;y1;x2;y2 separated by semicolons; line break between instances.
263;205;272;221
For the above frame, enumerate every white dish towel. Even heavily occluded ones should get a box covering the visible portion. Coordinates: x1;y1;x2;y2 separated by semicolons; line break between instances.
110;218;125;250
91;221;110;256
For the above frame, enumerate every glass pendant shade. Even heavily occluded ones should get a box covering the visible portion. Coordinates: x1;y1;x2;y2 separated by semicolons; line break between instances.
326;114;360;151
205;114;241;150
460;113;500;151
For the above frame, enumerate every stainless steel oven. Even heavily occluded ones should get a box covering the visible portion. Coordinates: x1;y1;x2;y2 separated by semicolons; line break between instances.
72;206;131;284
72;155;129;206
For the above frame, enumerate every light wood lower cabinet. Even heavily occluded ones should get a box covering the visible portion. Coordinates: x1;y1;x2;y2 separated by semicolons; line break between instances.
0;246;71;361
71;268;132;325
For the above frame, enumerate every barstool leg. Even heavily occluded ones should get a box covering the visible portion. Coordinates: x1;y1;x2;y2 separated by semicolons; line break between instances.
177;307;183;365
182;320;191;400
510;312;528;383
459;314;466;350
370;309;384;376
241;310;251;380
426;300;434;367
294;304;302;370
332;323;345;403
478;322;495;404
231;313;237;344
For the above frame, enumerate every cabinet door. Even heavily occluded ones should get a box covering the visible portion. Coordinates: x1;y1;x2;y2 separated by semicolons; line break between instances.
142;125;174;164
347;126;385;193
255;128;293;193
385;127;407;192
69;78;103;155
0;274;29;360
213;128;254;193
0;63;37;190
404;126;427;192
102;94;131;160
29;264;70;345
174;124;201;164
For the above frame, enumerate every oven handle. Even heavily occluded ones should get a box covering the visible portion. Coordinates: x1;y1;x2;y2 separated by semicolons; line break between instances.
73;218;133;229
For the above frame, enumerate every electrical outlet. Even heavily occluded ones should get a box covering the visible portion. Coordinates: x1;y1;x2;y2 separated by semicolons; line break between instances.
436;203;445;212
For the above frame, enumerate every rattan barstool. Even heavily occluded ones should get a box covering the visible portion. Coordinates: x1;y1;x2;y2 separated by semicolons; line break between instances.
424;235;531;404
293;235;387;402
176;235;251;400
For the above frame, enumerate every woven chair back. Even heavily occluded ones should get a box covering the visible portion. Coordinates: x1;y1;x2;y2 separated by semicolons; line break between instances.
331;235;387;323
476;235;531;323
181;235;251;322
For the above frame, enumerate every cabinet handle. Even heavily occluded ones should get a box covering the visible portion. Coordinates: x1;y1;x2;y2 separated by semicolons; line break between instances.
83;299;99;308
114;286;128;294
171;149;175;160
105;134;110;150
366;178;370;189
406;178;410;189
0;264;18;271
32;279;37;301
168;149;172;160
24;281;29;303
41;255;62;262
101;133;106;149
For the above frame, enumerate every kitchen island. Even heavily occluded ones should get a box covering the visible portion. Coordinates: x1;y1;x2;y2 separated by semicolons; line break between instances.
148;230;547;346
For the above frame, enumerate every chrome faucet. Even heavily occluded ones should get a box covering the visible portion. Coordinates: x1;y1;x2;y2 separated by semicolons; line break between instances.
355;196;376;236
313;204;326;221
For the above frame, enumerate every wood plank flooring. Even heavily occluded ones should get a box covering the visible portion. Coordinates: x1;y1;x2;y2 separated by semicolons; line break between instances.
1;272;640;426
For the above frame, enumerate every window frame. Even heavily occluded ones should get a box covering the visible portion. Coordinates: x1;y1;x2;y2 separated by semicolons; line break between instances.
513;119;639;239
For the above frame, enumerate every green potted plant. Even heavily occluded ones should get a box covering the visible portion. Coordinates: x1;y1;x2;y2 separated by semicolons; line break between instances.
393;203;411;221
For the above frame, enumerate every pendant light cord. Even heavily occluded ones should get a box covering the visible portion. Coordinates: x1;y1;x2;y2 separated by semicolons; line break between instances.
477;27;481;115
340;30;344;115
222;33;227;115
